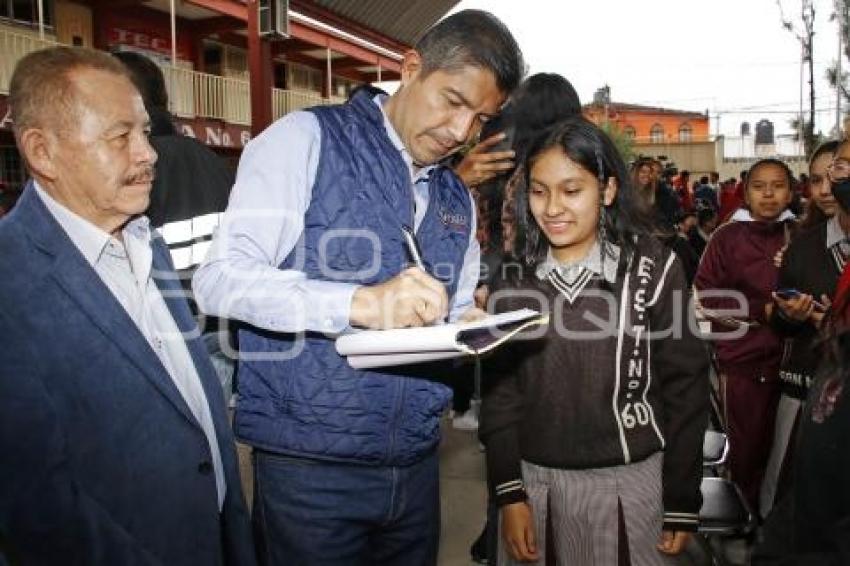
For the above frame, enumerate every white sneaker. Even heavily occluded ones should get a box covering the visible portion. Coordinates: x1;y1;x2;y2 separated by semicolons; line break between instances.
452;409;479;431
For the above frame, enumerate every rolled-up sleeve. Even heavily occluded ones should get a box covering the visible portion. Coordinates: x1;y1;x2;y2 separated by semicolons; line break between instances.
193;111;358;334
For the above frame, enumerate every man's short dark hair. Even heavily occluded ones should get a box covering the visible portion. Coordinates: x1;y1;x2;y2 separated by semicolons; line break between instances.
414;9;524;95
112;51;169;110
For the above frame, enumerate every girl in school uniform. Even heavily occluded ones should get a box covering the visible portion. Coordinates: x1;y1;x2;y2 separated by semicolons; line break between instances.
694;158;796;515
480;116;709;565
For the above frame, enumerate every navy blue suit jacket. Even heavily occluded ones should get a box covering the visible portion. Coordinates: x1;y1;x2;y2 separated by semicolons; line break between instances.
0;186;255;565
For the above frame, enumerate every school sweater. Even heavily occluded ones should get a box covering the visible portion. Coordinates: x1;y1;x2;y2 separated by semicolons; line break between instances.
480;236;710;532
694;214;792;375
771;219;848;398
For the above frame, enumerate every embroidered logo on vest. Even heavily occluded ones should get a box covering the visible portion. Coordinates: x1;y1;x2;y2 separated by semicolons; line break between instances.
438;207;469;231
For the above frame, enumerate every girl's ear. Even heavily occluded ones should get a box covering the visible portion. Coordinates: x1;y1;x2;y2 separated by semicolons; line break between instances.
602;177;618;206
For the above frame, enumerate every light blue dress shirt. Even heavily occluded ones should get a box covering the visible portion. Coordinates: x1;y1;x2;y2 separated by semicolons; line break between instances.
193;95;480;333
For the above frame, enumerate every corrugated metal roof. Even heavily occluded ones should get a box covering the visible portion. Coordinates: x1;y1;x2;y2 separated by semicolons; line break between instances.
311;0;461;46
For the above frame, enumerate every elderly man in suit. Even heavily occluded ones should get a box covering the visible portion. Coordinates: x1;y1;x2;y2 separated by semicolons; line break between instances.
0;47;254;565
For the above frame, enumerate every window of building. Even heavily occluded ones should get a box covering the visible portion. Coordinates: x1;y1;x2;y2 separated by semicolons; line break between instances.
203;41;247;79
287;62;323;94
0;0;54;28
203;43;223;75
222;45;248;80
623;125;636;140
332;76;359;99
678;123;693;142
650;124;664;143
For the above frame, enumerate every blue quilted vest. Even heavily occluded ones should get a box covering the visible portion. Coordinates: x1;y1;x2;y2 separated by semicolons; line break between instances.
235;88;473;466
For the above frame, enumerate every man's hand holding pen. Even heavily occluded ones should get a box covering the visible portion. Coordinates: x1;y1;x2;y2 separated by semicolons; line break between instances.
349;267;449;329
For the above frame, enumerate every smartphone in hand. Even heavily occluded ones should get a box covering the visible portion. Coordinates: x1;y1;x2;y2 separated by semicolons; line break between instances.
774;288;801;301
775;288;827;311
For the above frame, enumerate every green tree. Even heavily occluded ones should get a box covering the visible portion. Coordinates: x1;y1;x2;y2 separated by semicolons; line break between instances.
827;0;850;135
778;0;818;156
789;116;823;149
600;122;635;163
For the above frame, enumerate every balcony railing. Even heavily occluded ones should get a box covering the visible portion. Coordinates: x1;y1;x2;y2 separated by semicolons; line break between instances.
1;26;351;129
162;65;251;125
271;89;348;119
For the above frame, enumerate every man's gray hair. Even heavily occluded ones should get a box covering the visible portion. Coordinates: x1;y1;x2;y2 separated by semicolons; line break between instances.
9;46;131;139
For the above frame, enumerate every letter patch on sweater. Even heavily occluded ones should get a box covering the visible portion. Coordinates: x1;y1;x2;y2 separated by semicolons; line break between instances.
616;255;663;449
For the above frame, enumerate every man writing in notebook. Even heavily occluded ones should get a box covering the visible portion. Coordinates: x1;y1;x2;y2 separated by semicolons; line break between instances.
193;10;523;566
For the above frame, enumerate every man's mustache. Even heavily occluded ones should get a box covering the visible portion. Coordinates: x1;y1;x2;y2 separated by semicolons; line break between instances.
125;167;155;185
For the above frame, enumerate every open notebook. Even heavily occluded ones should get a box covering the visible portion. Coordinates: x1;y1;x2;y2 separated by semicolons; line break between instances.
335;308;548;369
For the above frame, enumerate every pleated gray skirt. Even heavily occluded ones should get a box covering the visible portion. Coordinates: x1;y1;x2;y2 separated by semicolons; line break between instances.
498;452;667;566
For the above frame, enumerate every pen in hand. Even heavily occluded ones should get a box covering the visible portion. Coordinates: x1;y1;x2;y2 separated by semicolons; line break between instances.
398;224;449;325
401;225;427;273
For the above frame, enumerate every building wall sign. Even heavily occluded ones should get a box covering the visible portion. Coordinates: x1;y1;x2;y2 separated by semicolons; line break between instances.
174;117;252;148
100;9;196;62
0;98;11;131
1;96;250;149
111;28;182;58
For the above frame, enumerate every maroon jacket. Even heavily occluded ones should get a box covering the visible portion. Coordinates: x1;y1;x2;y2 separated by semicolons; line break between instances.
695;217;790;375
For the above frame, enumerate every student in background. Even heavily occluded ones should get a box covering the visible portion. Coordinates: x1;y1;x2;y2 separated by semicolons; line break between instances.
761;140;849;518
695;158;796;514
687;206;718;259
754;169;850;565
797;140;841;232
720;169;748;221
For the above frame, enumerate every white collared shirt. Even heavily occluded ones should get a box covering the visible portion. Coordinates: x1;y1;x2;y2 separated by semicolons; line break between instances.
34;182;226;510
826;214;850;250
535;240;621;284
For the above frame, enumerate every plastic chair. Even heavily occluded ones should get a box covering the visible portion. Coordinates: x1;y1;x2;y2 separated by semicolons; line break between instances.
703;429;729;469
695;477;755;566
697;348;754;565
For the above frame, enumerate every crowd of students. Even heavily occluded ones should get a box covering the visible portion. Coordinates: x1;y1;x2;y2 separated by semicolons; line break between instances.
459;72;850;563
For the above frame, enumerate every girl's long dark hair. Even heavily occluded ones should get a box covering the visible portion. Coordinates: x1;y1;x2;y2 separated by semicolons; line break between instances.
811;290;850;422
481;73;582;256
516;116;655;268
511;72;581;162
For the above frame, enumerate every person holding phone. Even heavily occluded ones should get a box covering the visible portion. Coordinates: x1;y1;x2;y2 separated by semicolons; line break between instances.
754;143;850;565
761;140;850;518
